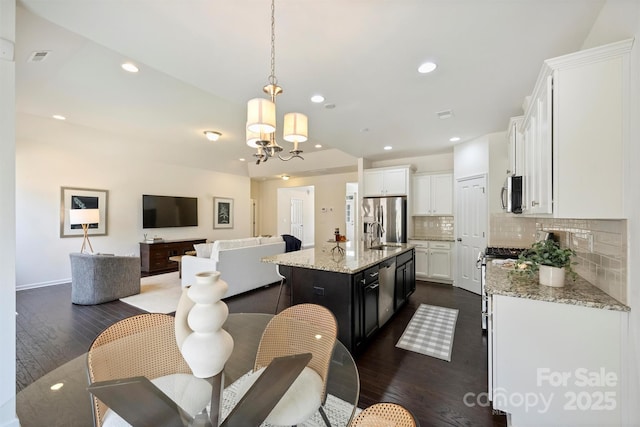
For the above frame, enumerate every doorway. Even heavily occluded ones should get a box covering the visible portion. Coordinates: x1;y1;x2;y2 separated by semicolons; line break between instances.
277;186;315;247
455;175;487;294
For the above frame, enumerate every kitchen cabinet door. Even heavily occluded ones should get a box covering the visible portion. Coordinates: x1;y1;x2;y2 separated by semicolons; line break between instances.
383;169;408;196
414;246;429;278
431;174;453;215
492;295;626;426
363;167;409;197
363;170;385;197
507;116;524;176
428;248;451;280
411;173;452;215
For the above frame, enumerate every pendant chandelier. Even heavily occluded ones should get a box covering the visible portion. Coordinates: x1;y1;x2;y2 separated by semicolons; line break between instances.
246;0;307;164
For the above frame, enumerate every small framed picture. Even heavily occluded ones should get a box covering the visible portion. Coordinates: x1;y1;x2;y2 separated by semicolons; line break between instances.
60;187;108;237
213;197;234;229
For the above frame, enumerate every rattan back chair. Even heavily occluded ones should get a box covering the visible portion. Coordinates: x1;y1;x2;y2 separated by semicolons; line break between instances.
86;313;192;427
253;303;337;424
350;402;419;427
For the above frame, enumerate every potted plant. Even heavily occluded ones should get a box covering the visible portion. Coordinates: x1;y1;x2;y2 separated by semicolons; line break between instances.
516;239;576;287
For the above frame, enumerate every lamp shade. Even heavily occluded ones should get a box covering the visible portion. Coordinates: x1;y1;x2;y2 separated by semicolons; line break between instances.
283;113;308;143
246;126;271;148
247;98;276;134
69;208;100;225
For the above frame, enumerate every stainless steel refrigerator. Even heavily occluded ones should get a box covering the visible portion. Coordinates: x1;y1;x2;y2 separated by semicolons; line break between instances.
362;196;407;244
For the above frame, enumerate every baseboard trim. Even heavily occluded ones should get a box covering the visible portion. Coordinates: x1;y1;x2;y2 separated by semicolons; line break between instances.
16;278;70;291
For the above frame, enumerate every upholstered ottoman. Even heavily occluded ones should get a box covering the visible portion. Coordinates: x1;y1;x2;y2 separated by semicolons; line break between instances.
70;253;141;305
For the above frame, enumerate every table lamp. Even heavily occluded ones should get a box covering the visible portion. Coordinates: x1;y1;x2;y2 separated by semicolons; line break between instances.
69;208;100;253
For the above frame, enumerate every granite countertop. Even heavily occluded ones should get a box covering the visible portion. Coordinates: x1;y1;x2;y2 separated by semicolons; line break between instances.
409;236;455;242
486;261;629;312
262;242;414;274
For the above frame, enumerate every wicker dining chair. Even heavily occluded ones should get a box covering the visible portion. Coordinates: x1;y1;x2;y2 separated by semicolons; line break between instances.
350;402;419;427
251;303;338;427
86;313;194;427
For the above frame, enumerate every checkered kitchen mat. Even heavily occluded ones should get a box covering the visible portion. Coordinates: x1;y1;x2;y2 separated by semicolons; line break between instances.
395;304;459;362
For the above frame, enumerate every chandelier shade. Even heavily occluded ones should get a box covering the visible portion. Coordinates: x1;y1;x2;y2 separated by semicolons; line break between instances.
246;127;270;148
247;98;276;134
283;113;308;143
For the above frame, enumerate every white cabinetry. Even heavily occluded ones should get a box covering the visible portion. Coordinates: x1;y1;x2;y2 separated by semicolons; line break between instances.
519;38;632;218
363;167;410;197
412;173;453;215
490;294;626;426
408;240;452;283
507;116;524;176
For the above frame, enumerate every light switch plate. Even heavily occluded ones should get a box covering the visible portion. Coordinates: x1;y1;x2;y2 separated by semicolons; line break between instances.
0;38;15;61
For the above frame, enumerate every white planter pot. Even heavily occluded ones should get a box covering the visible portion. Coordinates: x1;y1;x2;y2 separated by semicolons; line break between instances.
539;265;565;287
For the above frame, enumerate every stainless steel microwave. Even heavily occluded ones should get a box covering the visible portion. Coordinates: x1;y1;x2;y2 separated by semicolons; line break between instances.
501;175;523;214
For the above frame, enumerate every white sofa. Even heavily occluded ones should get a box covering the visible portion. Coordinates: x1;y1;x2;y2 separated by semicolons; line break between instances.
181;237;286;298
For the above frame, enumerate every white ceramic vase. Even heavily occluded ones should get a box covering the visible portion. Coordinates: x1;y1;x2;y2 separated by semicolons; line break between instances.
539;265;565;287
175;271;234;378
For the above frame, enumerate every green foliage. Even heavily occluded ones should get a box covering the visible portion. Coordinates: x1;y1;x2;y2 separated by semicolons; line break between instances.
515;239;577;279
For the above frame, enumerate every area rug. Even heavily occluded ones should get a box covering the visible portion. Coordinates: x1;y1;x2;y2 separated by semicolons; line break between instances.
396;303;459;362
119;272;182;314
222;371;361;426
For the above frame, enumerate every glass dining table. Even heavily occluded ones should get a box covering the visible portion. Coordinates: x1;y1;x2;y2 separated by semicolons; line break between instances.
16;313;360;427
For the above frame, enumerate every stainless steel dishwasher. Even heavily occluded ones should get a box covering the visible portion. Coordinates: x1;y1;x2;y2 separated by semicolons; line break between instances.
378;258;396;326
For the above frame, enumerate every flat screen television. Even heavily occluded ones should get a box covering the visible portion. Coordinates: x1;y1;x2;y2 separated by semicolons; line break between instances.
142;195;198;228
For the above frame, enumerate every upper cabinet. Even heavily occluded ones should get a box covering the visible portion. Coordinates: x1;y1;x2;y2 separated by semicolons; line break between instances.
518;38;633;219
363;166;410;197
412;173;453;215
507;116;524;176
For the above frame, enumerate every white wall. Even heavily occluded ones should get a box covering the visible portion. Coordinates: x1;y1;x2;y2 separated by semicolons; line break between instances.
15;114;252;289
453;135;489;180
372;152;453;173
0;0;18;423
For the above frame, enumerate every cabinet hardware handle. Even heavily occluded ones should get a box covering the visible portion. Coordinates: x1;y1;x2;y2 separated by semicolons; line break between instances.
531;201;539;207
369;272;379;278
457;238;462;242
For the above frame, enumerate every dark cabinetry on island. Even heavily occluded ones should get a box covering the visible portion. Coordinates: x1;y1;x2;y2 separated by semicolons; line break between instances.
139;238;206;273
277;247;415;354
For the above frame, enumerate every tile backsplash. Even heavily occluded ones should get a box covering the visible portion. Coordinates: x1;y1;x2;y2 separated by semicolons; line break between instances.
413;216;455;240
490;213;627;304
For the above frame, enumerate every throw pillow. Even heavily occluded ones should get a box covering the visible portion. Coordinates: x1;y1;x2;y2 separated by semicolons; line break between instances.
194;243;213;258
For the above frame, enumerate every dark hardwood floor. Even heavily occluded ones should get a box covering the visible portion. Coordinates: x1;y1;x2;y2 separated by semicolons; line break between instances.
16;278;506;427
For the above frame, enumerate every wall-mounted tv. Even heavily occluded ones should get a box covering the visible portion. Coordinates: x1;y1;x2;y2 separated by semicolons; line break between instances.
142;195;198;228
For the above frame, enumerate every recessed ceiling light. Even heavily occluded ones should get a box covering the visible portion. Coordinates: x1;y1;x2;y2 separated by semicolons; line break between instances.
449;136;461;142
281;175;290;181
50;382;64;391
384;146;393;151
203;131;221;141
239;158;246;162
311;95;325;103
314;144;322;149
418;61;437;74
52;115;66;120
121;62;139;73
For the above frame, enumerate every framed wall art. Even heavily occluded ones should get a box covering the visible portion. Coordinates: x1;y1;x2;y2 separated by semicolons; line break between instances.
60;187;108;238
213;197;234;229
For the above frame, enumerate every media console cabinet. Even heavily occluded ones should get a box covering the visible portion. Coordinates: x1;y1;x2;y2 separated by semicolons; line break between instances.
139;238;206;274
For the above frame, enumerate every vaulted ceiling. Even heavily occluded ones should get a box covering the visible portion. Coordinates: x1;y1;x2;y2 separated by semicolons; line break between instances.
16;0;605;178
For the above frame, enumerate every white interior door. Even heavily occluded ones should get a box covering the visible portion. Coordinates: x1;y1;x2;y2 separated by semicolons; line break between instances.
456;175;487;294
290;198;304;241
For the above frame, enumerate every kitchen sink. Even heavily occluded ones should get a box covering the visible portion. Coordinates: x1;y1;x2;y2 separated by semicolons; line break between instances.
369;243;403;250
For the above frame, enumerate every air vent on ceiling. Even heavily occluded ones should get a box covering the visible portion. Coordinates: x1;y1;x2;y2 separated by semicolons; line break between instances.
436;109;454;119
27;50;51;63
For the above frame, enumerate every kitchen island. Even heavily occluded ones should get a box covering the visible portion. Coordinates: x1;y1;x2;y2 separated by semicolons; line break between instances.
262;242;415;354
485;262;629;426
